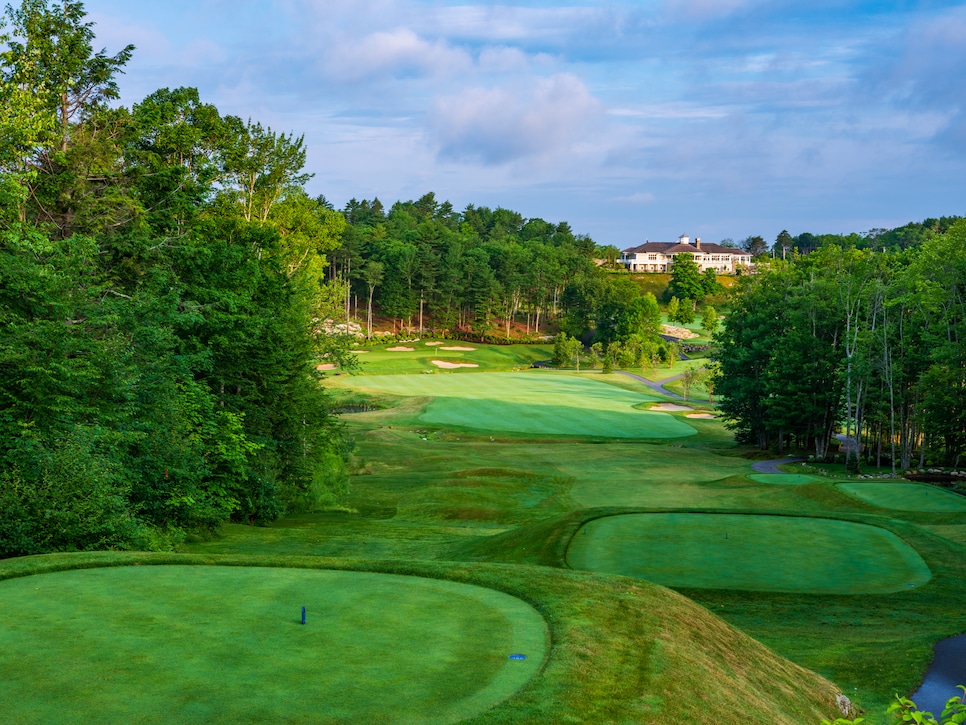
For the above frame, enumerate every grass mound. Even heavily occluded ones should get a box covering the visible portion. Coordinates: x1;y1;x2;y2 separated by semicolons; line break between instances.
838;482;966;512
337;371;696;439
567;513;933;594
0;553;846;725
0;564;547;724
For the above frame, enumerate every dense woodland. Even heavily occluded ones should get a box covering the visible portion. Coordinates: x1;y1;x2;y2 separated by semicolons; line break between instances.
714;227;966;470
1;1;963;558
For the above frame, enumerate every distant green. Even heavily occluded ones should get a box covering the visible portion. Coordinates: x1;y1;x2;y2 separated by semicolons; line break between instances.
340;371;696;439
350;341;552;376
567;513;932;594
838;482;966;512
0;565;547;725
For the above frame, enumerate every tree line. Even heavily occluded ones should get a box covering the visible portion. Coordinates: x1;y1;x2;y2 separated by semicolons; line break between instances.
0;0;351;556
714;222;966;470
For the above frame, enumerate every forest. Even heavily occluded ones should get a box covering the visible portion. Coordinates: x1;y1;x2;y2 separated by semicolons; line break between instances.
714;229;966;471
2;0;964;558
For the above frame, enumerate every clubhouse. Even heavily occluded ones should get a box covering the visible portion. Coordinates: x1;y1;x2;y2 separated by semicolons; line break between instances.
620;235;752;274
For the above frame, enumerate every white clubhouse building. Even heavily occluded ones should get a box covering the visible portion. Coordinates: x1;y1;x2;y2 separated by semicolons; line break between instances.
620;235;751;274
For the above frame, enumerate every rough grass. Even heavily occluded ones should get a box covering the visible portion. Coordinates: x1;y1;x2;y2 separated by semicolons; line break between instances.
0;552;845;725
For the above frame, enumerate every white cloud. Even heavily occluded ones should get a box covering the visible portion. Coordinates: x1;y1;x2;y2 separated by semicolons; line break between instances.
429;73;604;165
616;191;657;204
319;28;472;82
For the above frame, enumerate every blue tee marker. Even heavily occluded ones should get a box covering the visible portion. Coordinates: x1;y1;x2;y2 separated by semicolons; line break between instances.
301;606;306;625
508;654;526;660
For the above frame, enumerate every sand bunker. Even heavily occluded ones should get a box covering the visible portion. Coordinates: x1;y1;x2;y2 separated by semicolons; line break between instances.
351;350;369;354
440;346;476;351
431;360;480;369
686;413;715;419
425;341;444;346
386;346;415;352
661;324;700;340
315;363;337;371
651;403;692;412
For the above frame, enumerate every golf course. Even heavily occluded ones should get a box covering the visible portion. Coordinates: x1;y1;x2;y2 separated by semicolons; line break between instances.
4;340;965;723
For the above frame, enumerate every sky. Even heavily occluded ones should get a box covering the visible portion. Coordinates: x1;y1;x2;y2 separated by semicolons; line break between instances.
80;0;966;247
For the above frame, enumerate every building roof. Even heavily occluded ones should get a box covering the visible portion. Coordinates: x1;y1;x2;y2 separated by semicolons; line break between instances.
621;241;750;256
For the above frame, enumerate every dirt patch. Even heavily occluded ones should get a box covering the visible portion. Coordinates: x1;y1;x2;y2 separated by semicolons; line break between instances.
315;363;337;371
439;346;476;351
651;403;692;412
661;324;700;340
432;360;480;369
686;413;715;419
386;346;415;352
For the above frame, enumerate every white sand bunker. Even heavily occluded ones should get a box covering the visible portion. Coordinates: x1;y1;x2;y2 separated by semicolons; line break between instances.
650;403;692;412
686;413;715;419
431;360;480;369
386;346;415;352
315;363;337;371
440;346;476;351
425;341;444;346
661;324;700;340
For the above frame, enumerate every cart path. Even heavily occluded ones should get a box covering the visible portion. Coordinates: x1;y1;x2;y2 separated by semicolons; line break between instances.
616;370;687;400
751;457;806;474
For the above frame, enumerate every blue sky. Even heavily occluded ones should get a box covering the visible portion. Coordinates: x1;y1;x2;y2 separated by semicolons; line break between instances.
82;0;965;247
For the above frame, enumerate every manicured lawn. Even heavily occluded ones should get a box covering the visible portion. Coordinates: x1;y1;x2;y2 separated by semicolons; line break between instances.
750;473;820;485
337;371;696;439
345;341;552;376
837;482;966;512
566;513;933;594
0;565;547;725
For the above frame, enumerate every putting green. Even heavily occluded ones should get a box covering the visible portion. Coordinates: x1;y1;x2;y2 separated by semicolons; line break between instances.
567;513;932;594
749;473;819;485
342;372;696;438
838;482;966;512
0;566;548;724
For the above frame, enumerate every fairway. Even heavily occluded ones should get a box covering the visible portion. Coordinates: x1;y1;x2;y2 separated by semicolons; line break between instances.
341;371;696;438
749;473;819;485
567;513;933;594
838;482;966;512
0;566;548;725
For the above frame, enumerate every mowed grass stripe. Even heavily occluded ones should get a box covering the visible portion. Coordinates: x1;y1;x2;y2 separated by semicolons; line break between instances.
0;566;547;725
837;482;966;512
567;513;933;594
342;372;695;439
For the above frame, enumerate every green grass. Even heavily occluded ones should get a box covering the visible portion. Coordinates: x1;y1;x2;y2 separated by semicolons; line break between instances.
566;513;933;594
0;564;546;724
9;346;966;723
837;482;966;512
345;341;552;376
335;371;696;439
750;473;820;485
0;552;844;725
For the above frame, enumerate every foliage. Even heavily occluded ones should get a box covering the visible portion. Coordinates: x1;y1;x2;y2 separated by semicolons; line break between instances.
821;686;966;725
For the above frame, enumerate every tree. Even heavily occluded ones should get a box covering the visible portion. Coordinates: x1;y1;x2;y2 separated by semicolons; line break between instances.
775;229;794;259
701;306;720;336
362;260;384;339
670;252;703;309
742;235;768;257
681;365;703;400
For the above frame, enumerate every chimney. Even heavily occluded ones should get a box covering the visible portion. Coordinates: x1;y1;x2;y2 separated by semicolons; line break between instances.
695;237;701;249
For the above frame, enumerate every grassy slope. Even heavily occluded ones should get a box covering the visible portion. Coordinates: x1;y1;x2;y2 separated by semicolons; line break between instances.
0;552;843;725
9;350;966;723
